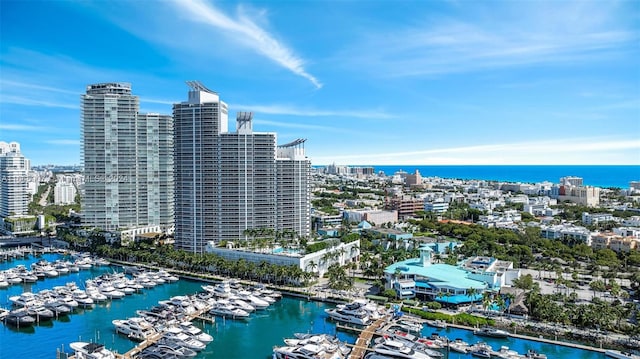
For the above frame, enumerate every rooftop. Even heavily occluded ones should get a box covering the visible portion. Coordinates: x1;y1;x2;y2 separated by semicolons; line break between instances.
385;259;486;290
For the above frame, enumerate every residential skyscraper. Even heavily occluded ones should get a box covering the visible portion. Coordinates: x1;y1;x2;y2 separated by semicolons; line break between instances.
173;81;310;253
81;83;173;233
0;141;30;218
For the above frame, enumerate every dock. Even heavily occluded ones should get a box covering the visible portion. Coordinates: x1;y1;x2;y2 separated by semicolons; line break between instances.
114;306;214;359
347;316;387;359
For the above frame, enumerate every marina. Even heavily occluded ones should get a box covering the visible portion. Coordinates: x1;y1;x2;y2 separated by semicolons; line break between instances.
0;252;616;358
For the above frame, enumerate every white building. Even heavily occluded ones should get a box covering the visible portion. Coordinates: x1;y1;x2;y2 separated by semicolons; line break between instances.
540;224;592;245
54;182;76;204
174;82;311;253
205;239;359;277
81;83;174;233
0;142;30;218
424;198;449;214
581;212;614;226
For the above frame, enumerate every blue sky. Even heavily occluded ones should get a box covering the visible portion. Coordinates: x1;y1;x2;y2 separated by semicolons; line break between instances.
1;0;639;166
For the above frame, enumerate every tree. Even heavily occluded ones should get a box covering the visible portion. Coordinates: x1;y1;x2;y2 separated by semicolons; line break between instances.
467;287;478;308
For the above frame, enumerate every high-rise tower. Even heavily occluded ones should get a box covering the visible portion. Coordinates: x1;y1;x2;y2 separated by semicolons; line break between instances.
81;83;173;233
173;81;310;253
0;142;30;218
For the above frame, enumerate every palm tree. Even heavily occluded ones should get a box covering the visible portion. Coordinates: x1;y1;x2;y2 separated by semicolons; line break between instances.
466;287;478;309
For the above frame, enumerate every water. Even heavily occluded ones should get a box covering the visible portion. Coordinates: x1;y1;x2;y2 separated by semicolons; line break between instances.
0;253;606;358
347;165;640;189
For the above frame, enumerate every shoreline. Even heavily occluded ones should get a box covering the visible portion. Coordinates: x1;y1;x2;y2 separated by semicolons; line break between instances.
110;259;618;354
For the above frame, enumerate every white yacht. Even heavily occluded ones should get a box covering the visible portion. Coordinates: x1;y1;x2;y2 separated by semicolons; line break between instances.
209;303;250;319
9;292;41;307
71;290;95;307
85;287;109;303
373;339;431;359
324;307;370;326
273;344;344;359
236;290;270;309
69;342;116;359
100;285;126;299
163;327;206;351
112;317;157;341
178;321;214;343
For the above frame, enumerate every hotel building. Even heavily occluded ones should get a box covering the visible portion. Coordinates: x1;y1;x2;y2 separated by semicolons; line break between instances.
0;141;30;218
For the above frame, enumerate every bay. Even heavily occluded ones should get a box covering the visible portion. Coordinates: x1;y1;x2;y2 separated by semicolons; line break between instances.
0;253;607;358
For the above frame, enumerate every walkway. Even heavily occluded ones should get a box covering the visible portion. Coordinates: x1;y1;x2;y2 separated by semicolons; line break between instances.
348;317;387;359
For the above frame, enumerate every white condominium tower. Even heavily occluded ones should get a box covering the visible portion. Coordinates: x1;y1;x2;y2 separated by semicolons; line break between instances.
0;141;30;218
173;81;310;253
81;83;174;232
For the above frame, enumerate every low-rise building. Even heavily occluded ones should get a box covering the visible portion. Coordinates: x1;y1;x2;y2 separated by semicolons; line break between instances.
540;224;592;245
581;212;614;226
384;246;520;303
205;239;359;277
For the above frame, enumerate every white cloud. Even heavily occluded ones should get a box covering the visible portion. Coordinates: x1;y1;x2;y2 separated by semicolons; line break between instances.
45;139;80;146
172;0;321;88
339;2;638;77
312;138;640;165
0;124;49;131
233;103;392;119
0;95;77;109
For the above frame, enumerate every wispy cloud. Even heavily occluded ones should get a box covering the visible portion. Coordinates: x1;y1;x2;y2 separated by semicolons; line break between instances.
254;119;353;134
313;137;640;165
233;104;392;119
0;124;50;131
45;139;80;146
339;2;638;77
171;0;321;88
0;95;77;109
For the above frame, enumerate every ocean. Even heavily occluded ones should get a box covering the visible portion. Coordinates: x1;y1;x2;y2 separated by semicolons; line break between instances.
0;253;607;358
344;165;640;189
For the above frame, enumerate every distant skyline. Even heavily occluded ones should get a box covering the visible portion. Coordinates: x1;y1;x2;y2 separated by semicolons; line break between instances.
1;0;639;166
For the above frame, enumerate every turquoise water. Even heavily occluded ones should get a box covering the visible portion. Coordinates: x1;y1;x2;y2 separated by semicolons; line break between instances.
337;165;640;189
0;253;606;358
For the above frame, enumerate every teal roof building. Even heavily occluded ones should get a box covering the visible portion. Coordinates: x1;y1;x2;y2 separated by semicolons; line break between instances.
384;246;521;304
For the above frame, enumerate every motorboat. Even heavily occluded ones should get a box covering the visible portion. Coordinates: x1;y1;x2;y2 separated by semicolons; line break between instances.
140;342;197;358
231;298;256;312
178;321;214;343
273;343;344;359
72;290;95;307
209;303;250;319
470;342;493;358
4;308;36;327
396;320;423;333
373;339;431;359
69;342;116;359
374;334;443;358
26;305;55;321
0;273;10;288
100;285;126;299
525;349;547;359
236;290;270;309
112;317;157;341
43;300;73;316
9;292;41;307
324;307;370;326
85;287;109;303
425;319;447;329
162;327;207;351
474;326;510;338
494;346;521;359
448;338;471;353
605;350;640;359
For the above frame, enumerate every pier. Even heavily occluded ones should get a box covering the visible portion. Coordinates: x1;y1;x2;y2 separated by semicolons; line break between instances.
115;306;214;359
347;316;387;359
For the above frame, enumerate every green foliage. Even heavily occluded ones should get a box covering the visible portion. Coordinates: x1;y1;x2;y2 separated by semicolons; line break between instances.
382;289;398;299
305;241;329;253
